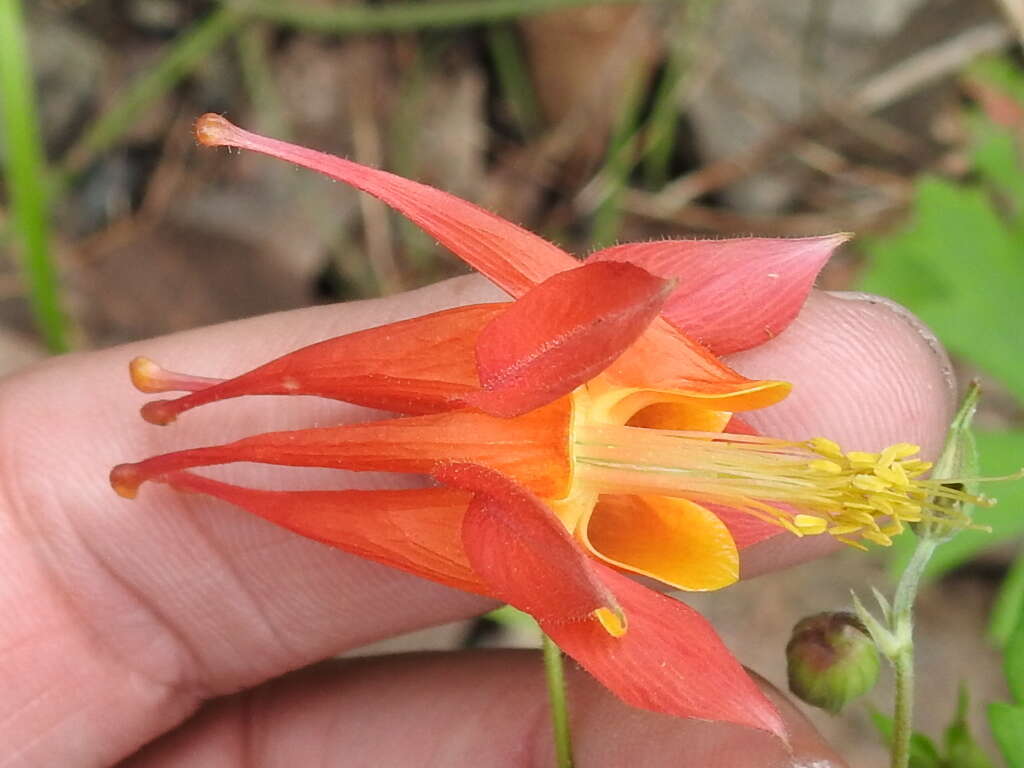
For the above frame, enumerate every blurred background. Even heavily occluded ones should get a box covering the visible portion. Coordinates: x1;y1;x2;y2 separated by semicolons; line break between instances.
3;0;1024;764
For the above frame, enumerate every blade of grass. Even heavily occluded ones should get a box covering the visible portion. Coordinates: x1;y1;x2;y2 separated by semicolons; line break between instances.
486;24;542;137
226;0;666;33
62;6;245;176
590;64;647;248
642;0;714;188
236;22;290;138
0;0;69;352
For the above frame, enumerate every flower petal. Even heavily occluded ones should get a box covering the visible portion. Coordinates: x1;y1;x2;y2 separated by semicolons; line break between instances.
581;495;739;591
600;320;792;412
195;114;577;296
110;401;572;499
436;463;624;629
159;472;484;592
700;502;784;550
461;262;671;417
541;563;786;738
135;304;507;424
590;235;848;354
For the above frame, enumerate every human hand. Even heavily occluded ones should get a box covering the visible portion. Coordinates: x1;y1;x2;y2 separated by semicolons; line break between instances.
0;275;953;767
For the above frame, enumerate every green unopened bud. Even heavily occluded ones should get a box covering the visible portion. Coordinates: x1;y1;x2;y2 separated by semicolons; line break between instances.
786;611;880;713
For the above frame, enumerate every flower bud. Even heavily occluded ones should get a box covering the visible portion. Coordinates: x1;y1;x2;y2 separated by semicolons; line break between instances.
786;611;880;713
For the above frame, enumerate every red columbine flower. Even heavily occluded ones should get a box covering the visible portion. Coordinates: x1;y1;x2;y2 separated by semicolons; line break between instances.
110;115;976;740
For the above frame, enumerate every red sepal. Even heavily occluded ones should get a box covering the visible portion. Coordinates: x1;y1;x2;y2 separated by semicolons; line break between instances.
196;114;577;297
160;472;483;593
435;463;622;625
461;262;671;417
136;304;505;424
111;401;571;500
590;235;847;354
542;564;787;739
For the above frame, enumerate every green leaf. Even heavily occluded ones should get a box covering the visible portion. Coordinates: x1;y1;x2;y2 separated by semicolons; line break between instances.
988;701;1024;768
970;113;1024;210
990;550;1024;647
869;709;943;768
943;686;995;768
860;178;1024;402
1005;611;1024;704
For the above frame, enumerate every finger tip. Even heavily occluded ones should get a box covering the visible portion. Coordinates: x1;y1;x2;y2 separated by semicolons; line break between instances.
728;290;956;461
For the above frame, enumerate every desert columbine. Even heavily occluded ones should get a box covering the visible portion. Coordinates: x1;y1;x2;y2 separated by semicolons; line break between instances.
110;115;983;739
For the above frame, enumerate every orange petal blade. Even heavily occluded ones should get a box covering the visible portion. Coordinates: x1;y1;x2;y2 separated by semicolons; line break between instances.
582;495;739;591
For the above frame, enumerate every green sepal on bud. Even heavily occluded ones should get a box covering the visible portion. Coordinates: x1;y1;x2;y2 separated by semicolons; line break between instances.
786;611;880;714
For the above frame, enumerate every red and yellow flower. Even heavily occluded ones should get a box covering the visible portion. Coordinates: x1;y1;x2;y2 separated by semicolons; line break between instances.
110;115;972;740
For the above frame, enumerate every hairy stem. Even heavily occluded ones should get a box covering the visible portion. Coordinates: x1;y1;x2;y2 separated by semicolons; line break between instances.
888;536;938;768
542;633;575;768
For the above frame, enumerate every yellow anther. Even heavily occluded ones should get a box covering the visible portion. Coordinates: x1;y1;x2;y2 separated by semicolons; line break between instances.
881;520;905;536
879;442;921;464
847;451;879;469
808;459;843;475
874;463;910;488
849;511;881;528
593;607;627;638
862;530;893;547
793;514;829;534
828;523;863;536
808;437;842;458
852;474;888;493
902;460;933;477
867;496;894;516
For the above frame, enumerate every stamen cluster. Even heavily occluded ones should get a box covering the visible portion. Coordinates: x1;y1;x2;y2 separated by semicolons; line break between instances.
572;426;991;548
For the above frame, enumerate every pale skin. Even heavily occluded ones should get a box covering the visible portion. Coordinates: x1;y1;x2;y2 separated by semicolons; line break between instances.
0;275;954;767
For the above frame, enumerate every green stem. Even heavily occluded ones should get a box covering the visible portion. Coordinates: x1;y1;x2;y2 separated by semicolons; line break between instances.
888;537;938;768
62;7;245;175
542;634;575;768
890;648;914;768
226;0;660;33
0;0;69;352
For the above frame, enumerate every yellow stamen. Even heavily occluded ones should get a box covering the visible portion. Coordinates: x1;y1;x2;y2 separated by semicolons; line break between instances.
793;514;829;535
572;424;998;548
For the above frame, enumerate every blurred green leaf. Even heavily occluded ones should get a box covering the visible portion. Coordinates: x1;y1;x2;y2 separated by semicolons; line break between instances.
970;114;1024;211
990;549;1024;647
869;709;943;768
988;701;1024;768
1005;611;1024;704
943;687;995;768
861;178;1024;402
